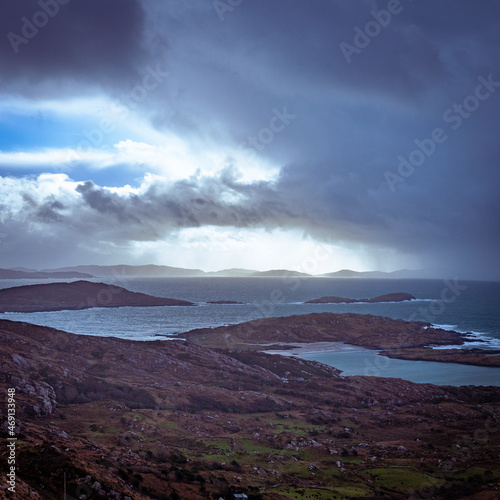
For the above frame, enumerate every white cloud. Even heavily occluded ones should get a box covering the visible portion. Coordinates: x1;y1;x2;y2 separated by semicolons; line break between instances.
0;137;281;184
0;148;109;169
0;173;81;220
0;171;422;272
0;93;282;184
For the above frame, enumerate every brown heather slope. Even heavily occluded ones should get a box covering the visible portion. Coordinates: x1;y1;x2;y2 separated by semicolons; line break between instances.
0;280;194;312
182;312;471;350
1;318;500;499
183;313;500;367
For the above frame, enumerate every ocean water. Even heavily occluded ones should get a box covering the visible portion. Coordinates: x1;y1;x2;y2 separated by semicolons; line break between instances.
1;277;499;386
1;277;498;342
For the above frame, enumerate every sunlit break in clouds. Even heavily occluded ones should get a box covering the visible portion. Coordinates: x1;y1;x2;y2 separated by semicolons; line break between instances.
0;0;499;279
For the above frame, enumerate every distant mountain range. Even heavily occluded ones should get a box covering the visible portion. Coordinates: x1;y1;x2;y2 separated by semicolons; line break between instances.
0;265;430;280
321;269;427;279
42;264;204;278
0;268;94;279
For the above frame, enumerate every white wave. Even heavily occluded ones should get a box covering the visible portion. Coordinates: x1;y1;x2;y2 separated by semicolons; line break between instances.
432;344;464;350
428;323;500;350
299;296;437;306
1;310;65;315
427;324;458;331
465;335;500;349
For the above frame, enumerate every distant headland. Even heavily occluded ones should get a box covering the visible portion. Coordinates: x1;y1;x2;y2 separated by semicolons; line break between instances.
0;280;194;313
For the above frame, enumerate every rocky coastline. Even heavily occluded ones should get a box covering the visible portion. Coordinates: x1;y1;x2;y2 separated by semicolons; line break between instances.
182;312;500;368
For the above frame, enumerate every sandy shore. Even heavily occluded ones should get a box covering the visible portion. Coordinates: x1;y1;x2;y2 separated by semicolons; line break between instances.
262;341;369;355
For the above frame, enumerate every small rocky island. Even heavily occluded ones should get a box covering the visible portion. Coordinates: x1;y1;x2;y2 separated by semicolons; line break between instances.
305;292;416;304
0;280;194;312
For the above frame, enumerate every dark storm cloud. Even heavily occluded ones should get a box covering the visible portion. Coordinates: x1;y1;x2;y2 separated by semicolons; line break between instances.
76;181;142;225
74;173;300;236
0;0;146;94
1;0;500;278
0;172;304;270
35;199;65;222
0;169;403;266
206;0;500;279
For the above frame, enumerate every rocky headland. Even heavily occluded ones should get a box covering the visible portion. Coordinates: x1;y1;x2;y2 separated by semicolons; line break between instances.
0;280;194;313
182;312;500;368
182;312;468;350
1;318;500;499
305;292;416;304
378;347;500;367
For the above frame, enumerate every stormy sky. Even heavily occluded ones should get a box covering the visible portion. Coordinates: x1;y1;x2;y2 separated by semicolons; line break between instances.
0;0;499;279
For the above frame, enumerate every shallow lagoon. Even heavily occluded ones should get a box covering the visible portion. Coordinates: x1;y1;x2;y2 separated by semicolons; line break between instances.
265;343;500;387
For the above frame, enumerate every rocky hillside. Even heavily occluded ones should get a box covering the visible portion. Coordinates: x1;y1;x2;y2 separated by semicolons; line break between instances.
182;312;471;350
1;318;500;499
183;313;500;367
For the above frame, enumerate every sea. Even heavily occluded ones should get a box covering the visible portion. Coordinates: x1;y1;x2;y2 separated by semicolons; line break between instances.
1;277;499;386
